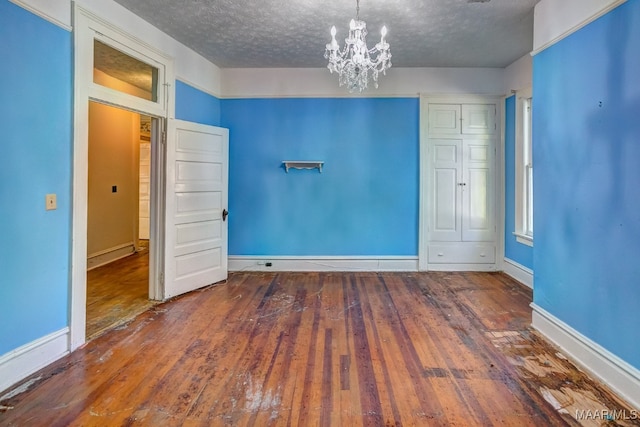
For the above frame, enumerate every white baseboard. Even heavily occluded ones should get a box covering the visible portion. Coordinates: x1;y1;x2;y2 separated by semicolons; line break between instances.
426;263;497;272
0;328;69;394
531;304;640;410
87;243;135;270
502;258;533;289
229;256;419;272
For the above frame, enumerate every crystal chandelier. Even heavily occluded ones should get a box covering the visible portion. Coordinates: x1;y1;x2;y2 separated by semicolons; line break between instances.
324;0;392;93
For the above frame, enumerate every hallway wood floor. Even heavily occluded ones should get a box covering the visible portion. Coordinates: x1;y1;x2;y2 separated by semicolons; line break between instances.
86;245;156;339
0;272;636;426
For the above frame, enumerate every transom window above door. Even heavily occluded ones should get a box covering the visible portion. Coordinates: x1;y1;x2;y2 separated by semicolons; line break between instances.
93;40;159;103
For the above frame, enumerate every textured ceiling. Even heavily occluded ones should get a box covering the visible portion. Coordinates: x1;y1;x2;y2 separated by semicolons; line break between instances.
110;0;539;69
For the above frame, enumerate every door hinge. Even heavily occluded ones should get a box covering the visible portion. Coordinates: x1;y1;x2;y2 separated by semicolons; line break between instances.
159;272;165;286
161;131;167;145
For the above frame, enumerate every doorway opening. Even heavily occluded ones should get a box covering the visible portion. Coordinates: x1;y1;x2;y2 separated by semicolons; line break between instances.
72;4;173;350
85;102;158;338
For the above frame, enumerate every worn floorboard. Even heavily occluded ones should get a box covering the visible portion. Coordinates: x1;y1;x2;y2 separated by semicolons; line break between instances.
1;272;637;426
86;244;155;339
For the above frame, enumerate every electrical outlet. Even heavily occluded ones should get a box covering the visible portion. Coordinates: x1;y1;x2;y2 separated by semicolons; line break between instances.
46;194;57;210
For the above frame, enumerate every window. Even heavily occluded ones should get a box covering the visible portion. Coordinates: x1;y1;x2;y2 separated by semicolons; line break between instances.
93;39;159;102
515;88;533;245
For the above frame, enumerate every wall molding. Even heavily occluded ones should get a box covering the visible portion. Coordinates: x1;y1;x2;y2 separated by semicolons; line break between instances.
8;0;72;31
531;304;640;410
426;263;498;272
502;257;533;289
176;76;221;100
220;68;505;99
0;328;69;394
229;256;418;272
532;0;627;56
87;242;135;270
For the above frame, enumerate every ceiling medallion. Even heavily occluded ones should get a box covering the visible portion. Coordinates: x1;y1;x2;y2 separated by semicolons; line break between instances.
324;0;391;93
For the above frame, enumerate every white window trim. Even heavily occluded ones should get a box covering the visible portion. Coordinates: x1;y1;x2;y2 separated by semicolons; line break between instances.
514;232;533;247
514;87;533;246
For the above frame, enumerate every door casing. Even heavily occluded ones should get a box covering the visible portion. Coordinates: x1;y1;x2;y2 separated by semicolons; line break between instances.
71;4;174;350
418;94;505;272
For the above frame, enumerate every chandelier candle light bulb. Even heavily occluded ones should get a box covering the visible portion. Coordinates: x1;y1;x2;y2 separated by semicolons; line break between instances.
324;0;392;93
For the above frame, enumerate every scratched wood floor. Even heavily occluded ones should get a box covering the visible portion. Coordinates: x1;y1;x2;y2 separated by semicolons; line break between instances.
86;244;156;339
1;272;637;426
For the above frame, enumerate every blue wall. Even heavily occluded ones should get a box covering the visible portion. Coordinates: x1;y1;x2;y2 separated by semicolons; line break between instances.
533;0;640;369
504;95;534;269
0;1;72;355
175;80;221;126
221;98;419;256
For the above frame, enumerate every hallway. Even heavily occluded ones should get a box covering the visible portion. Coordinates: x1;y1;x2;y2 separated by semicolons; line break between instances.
86;244;155;339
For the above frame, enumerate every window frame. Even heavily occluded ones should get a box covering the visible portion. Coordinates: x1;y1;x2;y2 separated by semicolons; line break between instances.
514;87;533;246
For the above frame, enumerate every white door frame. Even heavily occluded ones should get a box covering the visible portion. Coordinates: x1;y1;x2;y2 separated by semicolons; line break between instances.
418;94;505;271
71;5;174;350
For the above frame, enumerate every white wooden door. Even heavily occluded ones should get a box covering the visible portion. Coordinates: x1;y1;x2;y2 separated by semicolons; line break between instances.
461;104;496;135
425;101;497;267
164;119;229;299
462;139;495;241
428;104;461;135
429;139;462;241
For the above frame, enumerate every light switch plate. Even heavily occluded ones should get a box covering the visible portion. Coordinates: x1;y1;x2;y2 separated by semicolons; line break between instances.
46;194;57;210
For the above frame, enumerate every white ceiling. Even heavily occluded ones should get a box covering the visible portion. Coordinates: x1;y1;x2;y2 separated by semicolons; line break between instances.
110;0;539;69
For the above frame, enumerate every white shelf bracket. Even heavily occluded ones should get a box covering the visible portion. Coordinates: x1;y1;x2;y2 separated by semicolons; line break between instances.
282;161;324;173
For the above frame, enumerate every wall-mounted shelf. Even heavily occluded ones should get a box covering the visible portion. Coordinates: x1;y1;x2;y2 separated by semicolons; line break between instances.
282;161;324;173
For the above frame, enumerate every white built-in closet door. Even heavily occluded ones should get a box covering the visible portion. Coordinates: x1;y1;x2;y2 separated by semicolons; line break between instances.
164;119;229;299
462;139;494;241
461;104;496;135
426;102;497;267
428;104;461;135
429;139;462;242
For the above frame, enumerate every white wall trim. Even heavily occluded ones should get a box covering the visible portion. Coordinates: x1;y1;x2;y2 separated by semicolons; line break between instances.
532;0;627;56
220;93;418;100
229;256;418;272
87;242;135;270
8;0;72;31
531;304;640;410
0;328;69;394
176;75;222;100
426;263;498;272
221;68;505;99
502;258;533;289
503;54;533;95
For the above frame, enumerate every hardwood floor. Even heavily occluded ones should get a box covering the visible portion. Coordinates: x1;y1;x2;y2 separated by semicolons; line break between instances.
86;244;156;339
1;272;636;426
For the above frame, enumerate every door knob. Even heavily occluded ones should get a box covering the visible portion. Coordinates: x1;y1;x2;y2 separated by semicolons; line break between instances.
222;209;228;221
